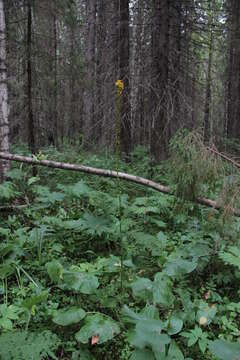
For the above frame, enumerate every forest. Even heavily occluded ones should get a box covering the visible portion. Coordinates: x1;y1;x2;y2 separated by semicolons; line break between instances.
1;0;240;359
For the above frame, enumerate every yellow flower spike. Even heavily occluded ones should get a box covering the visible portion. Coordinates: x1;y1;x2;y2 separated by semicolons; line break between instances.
115;79;124;95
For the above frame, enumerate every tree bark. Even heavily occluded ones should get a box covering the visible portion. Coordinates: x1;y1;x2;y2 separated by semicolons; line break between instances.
203;0;214;142
0;0;10;181
53;0;58;148
119;0;131;156
83;0;96;147
150;0;169;161
26;0;35;155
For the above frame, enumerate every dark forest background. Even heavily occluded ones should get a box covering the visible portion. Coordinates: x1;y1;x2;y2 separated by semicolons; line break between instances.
5;0;240;161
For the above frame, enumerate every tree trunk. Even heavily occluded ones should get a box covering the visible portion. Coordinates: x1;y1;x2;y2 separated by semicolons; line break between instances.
150;0;169;161
204;0;214;142
119;0;131;156
0;0;10;181
53;0;58;148
26;0;35;155
83;0;96;147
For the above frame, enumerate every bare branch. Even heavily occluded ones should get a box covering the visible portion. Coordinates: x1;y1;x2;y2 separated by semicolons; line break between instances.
0;152;239;217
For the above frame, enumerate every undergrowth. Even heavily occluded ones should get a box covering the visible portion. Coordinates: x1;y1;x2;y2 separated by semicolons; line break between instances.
0;136;240;359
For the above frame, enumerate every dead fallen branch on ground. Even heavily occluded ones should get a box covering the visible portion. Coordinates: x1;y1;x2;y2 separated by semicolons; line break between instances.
0;152;239;217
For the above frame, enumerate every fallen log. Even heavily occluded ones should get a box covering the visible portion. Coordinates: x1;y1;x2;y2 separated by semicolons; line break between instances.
0;152;239;217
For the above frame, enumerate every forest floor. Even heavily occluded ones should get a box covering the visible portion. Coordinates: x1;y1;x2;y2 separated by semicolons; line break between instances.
0;144;239;360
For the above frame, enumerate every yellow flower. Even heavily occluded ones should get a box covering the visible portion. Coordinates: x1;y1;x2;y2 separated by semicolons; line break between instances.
31;305;37;316
115;79;124;94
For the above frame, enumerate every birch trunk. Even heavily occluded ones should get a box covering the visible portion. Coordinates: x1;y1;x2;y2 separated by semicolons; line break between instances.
0;0;9;182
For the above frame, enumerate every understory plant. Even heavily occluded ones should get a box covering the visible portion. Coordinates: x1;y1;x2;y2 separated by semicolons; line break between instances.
0;137;240;359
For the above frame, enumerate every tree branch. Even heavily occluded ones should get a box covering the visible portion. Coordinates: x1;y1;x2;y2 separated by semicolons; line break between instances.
0;152;239;216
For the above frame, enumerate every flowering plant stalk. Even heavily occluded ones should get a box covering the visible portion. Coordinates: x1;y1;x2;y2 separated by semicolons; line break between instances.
115;80;124;295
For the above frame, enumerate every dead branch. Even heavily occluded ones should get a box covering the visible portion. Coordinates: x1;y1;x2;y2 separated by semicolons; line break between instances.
207;146;240;170
0;151;239;217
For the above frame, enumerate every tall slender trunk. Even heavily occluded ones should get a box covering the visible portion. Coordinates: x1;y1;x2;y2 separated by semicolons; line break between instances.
119;0;131;156
150;0;169;161
204;0;214;142
53;1;58;148
83;0;96;147
0;0;10;181
26;0;35;155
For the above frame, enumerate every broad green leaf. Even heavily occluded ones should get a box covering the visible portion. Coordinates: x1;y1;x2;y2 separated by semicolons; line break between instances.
131;277;153;300
79;213;113;236
63;270;99;294
0;330;60;360
0;304;20;320
130;320;170;354
168;341;184;360
167;316;183;335
130;349;155;360
123;305;159;324
199;339;207;354
196;301;217;326
153;272;175;307
75;314;120;344
52;307;86;326
209;339;240;360
46;260;63;283
163;258;197;277
22;290;48;310
35;186;64;204
0;318;13;330
62;181;90;198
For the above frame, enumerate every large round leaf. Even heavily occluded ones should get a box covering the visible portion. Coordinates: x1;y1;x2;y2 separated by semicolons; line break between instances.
209;340;240;360
130;349;155;360
63;270;99;294
167;316;183;335
53;307;86;326
75;314;120;344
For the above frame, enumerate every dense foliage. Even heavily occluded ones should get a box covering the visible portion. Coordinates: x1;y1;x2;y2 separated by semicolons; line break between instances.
1;144;240;359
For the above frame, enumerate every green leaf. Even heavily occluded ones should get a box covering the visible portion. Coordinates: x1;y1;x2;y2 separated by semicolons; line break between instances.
153;272;175;307
46;260;63;283
79;213;113;236
131;277;153;300
219;246;240;269
62;180;90;198
130;349;155;360
209;339;240;360
22;290;48;310
0;317;13;330
0;304;20;320
63;270;99;294
130;320;170;353
52;307;86;326
123;305;160;324
28;176;40;186
0;330;60;360
196;301;217;326
75;314;120;344
199;339;207;354
167;316;183;335
168;341;184;360
163;258;197;277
